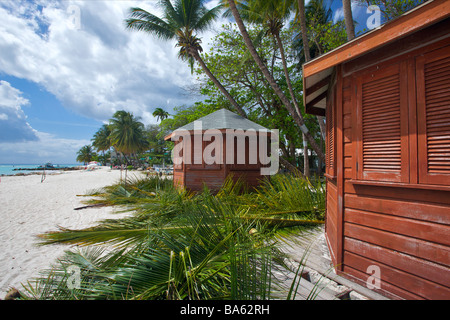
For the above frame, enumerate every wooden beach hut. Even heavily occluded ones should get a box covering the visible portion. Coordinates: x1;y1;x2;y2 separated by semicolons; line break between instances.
303;0;450;299
164;109;272;191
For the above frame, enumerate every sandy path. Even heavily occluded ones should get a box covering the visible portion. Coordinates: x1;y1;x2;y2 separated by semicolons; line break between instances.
0;167;136;297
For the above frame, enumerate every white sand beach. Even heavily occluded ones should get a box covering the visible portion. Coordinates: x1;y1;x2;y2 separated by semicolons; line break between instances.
0;167;137;298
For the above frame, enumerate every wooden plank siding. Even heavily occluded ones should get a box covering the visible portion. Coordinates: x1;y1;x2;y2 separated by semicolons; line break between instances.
171;132;269;192
323;35;450;299
325;179;338;267
185;168;225;191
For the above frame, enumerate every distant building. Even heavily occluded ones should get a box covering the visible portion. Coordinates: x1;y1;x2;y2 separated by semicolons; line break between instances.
165;109;274;191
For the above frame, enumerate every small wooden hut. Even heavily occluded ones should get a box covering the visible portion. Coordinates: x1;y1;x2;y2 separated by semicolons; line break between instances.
165;109;271;191
303;0;450;300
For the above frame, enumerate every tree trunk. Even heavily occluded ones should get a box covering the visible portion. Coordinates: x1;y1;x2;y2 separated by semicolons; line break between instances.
297;0;311;61
317;115;326;141
303;133;310;178
297;0;326;166
227;0;325;162
342;0;355;41
274;31;304;125
190;48;247;119
280;157;305;177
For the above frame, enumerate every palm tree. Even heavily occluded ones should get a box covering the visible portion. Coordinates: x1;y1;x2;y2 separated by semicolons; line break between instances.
235;0;298;112
109;111;148;156
152;108;170;122
296;0;311;62
224;0;325;162
233;0;315;176
293;0;334;146
342;0;355;40
76;145;96;165
91;124;111;164
294;0;334;64
125;0;247;118
109;111;149;181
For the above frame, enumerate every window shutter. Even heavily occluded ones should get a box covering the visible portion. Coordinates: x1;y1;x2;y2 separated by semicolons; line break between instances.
326;95;336;178
417;45;450;185
356;62;409;182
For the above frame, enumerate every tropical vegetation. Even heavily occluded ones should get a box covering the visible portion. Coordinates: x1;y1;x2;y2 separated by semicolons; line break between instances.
22;173;325;300
55;0;426;301
78;0;421;177
76;145;96;165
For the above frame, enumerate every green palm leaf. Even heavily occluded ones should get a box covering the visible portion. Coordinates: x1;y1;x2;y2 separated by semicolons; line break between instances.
29;173;325;300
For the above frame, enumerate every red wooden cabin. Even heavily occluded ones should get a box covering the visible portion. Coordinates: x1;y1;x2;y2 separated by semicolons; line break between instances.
165;109;272;191
303;0;450;299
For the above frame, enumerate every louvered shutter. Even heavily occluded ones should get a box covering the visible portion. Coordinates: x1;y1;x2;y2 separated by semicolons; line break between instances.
417;45;450;185
356;62;409;182
326;92;336;178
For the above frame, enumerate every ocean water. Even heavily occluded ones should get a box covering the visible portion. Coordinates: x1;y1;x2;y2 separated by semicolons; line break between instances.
0;164;80;176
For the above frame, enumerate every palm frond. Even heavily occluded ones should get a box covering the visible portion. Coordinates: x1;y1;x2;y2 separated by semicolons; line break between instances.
125;7;176;40
28;173;326;300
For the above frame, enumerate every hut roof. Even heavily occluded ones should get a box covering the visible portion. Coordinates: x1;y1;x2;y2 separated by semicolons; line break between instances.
302;0;450;116
165;109;269;140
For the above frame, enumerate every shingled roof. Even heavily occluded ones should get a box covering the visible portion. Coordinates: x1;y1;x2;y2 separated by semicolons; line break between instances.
165;109;269;139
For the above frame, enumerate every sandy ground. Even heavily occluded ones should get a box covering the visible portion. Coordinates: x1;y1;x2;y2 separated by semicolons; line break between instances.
0;167;138;298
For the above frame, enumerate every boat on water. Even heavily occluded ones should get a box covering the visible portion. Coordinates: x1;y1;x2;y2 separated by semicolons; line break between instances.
38;162;55;169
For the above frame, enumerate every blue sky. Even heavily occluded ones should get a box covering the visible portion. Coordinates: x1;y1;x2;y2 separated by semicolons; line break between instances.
0;0;373;164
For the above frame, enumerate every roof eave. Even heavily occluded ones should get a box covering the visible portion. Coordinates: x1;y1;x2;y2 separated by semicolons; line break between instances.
303;0;450;115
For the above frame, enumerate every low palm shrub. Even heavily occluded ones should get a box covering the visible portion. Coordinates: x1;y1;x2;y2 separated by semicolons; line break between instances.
23;173;325;300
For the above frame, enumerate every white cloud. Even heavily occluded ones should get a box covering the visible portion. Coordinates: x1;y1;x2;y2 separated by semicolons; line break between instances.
0;0;205;124
0;131;89;164
0;80;38;142
0;1;226;164
0;80;85;163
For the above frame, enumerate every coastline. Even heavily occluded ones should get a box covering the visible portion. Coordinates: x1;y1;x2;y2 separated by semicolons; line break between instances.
0;166;136;297
0;164;82;177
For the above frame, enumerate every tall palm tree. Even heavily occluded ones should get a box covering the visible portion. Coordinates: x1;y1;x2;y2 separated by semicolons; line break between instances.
125;0;247;118
76;145;96;165
152;107;170;122
91;124;111;157
224;0;325;162
109;110;148;163
235;0;299;114
296;0;311;62
234;0;315;176
342;0;355;40
294;0;334;64
293;0;334;143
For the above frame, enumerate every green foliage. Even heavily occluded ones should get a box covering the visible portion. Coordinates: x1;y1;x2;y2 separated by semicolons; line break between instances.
291;0;347;65
152;108;170;122
356;0;427;22
76;145;97;165
109;110;149;156
25;174;324;300
195;23;322;166
159;104;222;134
91;124;111;154
125;0;223;74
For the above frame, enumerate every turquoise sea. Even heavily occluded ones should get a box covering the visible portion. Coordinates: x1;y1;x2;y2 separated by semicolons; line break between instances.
0;164;80;176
